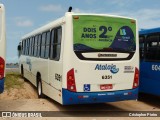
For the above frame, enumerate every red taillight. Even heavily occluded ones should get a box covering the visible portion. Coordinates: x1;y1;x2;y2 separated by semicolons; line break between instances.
67;68;76;92
0;57;5;80
133;67;139;88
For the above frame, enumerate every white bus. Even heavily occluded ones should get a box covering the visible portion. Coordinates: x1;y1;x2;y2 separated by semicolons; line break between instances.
0;4;6;93
18;11;139;105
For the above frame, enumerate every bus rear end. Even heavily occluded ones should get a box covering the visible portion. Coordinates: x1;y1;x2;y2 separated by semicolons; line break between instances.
0;4;5;93
62;14;139;105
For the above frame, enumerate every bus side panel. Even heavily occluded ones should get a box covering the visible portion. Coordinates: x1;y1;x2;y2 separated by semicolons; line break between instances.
19;54;63;104
0;78;4;93
42;81;62;104
0;4;6;94
44;60;63;104
139;61;160;96
43;25;65;104
21;56;37;86
62;13;73;92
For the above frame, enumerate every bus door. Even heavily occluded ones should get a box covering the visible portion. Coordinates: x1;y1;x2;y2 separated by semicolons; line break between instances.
48;27;62;90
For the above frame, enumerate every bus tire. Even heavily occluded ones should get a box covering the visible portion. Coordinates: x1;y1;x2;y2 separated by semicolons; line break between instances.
37;77;44;98
21;65;28;82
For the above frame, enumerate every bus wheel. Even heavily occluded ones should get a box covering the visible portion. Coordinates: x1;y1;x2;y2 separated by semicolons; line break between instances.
21;65;27;81
37;79;44;98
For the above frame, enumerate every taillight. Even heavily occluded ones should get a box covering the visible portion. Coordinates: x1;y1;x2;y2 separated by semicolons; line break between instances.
67;68;76;92
0;57;5;80
133;67;139;88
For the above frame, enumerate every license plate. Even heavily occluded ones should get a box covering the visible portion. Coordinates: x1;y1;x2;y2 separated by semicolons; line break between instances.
100;84;113;90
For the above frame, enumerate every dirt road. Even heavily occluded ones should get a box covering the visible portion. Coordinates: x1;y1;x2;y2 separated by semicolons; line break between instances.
0;93;160;111
0;69;159;119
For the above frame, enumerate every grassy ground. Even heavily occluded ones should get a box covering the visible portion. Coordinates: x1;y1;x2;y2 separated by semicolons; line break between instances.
5;72;24;90
0;71;38;100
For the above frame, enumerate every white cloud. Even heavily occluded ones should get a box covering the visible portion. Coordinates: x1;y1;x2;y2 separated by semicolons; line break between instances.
14;17;33;27
16;20;33;27
73;7;160;29
40;4;63;12
67;6;160;29
134;9;160;29
109;8;160;29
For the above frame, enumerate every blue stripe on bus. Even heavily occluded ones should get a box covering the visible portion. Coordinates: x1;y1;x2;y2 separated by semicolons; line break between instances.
139;61;160;96
0;78;4;93
62;88;138;105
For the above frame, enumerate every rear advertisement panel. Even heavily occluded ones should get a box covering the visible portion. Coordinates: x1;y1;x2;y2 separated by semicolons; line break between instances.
73;15;136;52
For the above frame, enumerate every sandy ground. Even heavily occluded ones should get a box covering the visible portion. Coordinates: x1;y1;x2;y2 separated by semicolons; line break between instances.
1;68;37;100
0;79;38;100
5;68;19;73
0;68;159;120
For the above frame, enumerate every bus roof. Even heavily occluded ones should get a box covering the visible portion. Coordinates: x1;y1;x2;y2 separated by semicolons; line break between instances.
139;27;160;35
21;12;136;40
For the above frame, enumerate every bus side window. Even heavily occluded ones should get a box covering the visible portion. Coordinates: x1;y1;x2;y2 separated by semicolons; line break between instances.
145;34;159;61
34;35;38;57
40;33;46;58
24;39;27;55
31;37;35;56
24;40;26;55
37;34;41;57
26;38;30;55
21;40;24;55
29;37;33;56
50;29;54;59
56;27;62;60
21;41;23;55
23;40;25;55
139;36;145;60
45;31;50;59
50;27;62;61
158;34;160;60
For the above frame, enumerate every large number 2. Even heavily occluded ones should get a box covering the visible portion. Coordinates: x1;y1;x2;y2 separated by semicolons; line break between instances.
99;26;107;38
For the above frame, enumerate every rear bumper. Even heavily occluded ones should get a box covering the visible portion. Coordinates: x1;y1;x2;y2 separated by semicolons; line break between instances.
0;78;4;93
62;88;138;105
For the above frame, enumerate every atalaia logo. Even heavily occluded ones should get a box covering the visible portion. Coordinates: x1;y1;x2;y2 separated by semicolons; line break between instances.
95;64;119;74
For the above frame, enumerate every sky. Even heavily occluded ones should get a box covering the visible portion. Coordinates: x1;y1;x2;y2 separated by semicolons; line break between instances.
0;0;160;63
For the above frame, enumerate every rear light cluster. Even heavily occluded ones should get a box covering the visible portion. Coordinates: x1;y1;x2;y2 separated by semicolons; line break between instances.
67;68;77;92
0;57;5;80
133;67;139;88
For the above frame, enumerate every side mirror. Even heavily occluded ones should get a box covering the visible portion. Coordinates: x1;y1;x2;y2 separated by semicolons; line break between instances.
17;45;22;57
17;45;21;51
